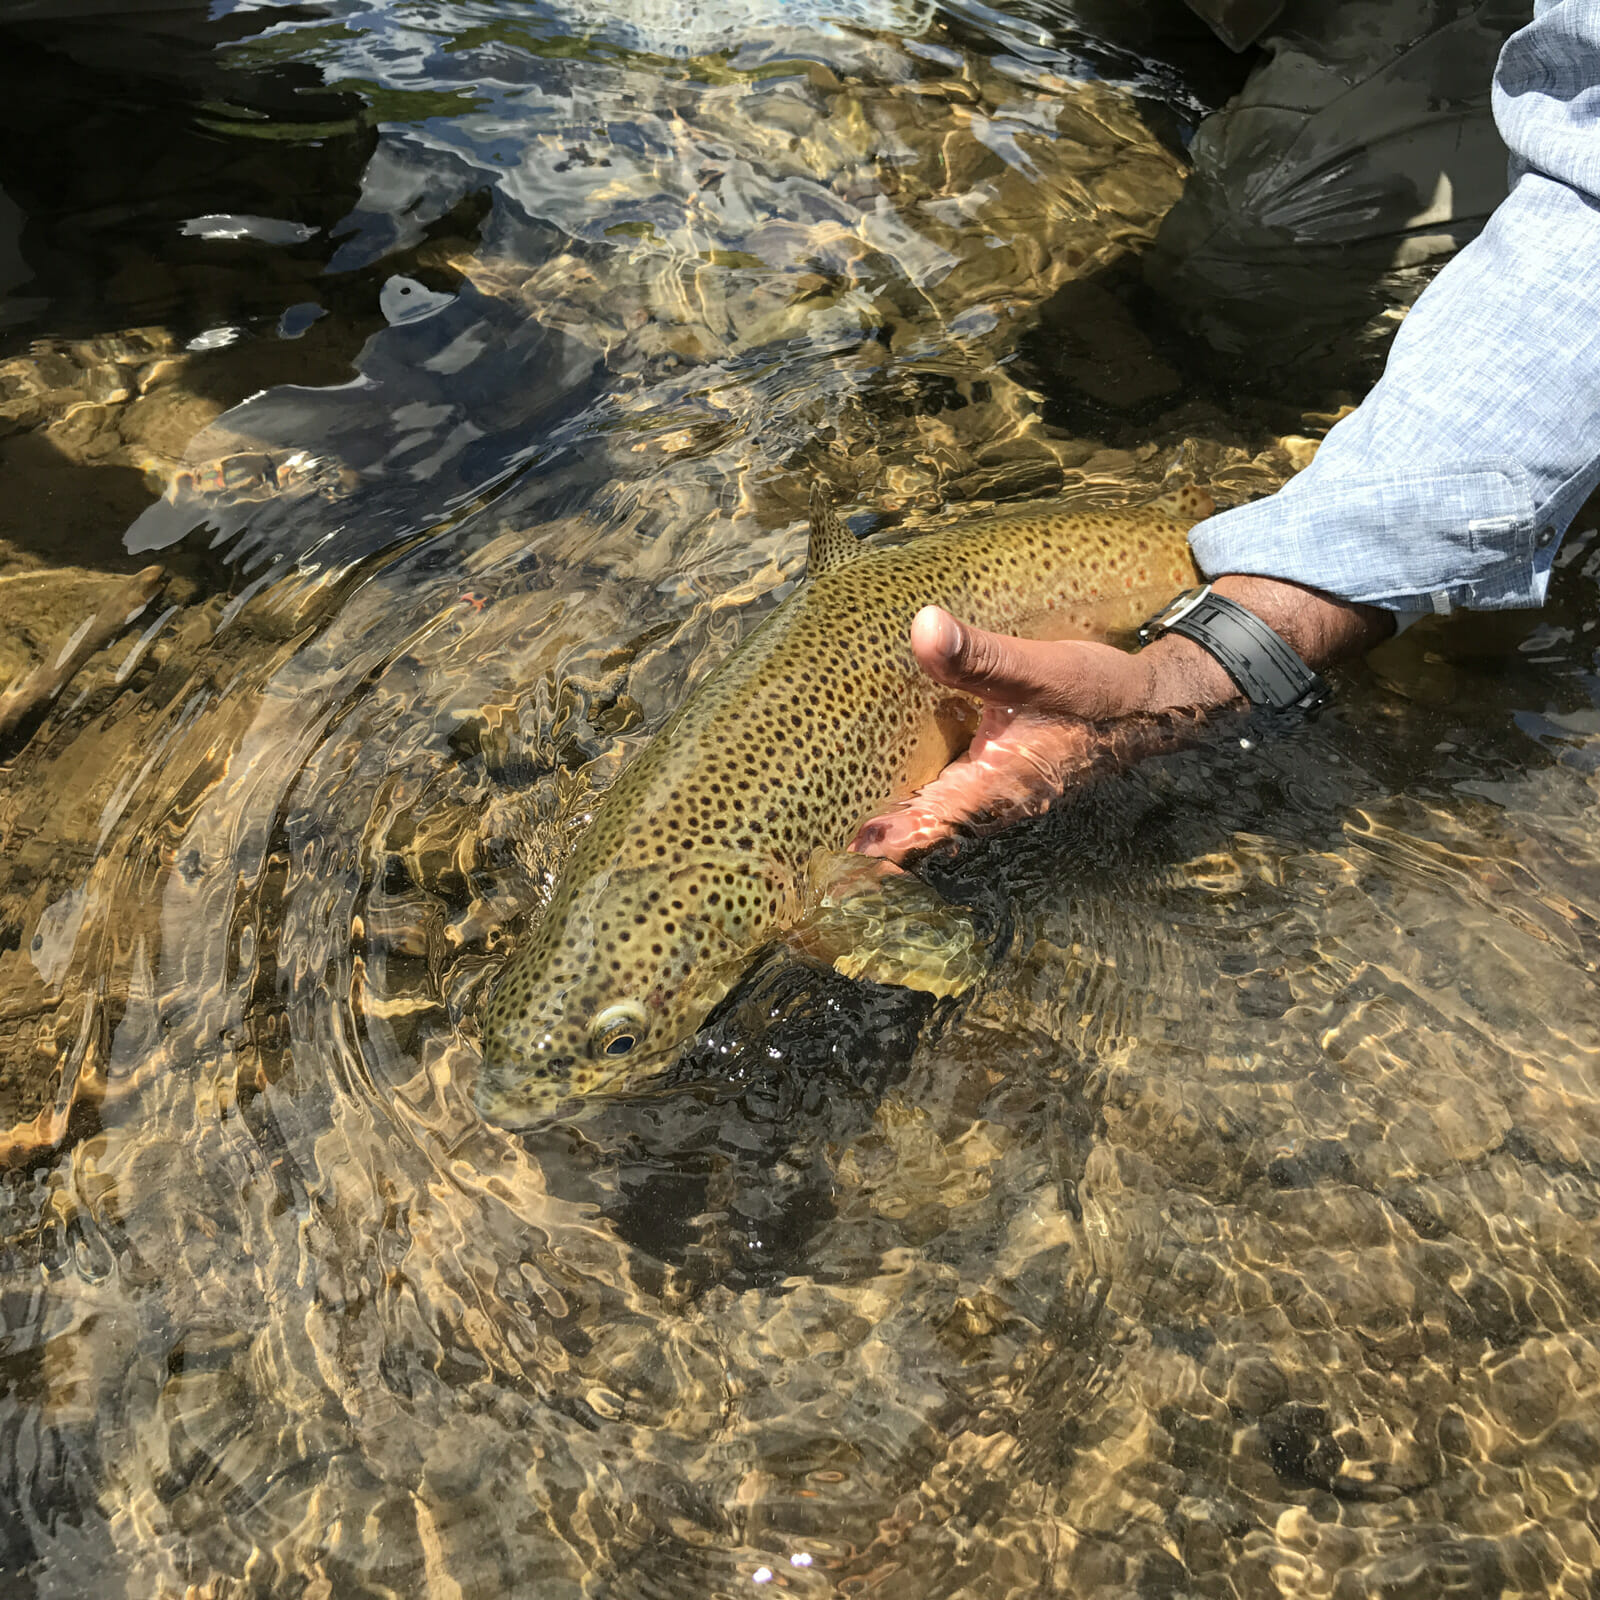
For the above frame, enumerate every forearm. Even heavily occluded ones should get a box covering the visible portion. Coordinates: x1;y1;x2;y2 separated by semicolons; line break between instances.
1133;576;1395;716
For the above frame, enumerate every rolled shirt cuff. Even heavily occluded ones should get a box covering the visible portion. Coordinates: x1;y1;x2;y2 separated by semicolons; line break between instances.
1187;459;1555;617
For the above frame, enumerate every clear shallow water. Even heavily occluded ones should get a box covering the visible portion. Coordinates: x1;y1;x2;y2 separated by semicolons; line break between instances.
1;3;1599;1597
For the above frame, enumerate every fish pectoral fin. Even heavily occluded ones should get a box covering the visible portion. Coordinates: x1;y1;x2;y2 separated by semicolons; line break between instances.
899;694;981;792
806;480;861;576
788;851;987;1000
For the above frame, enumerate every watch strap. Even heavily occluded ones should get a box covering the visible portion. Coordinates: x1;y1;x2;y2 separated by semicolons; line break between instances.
1138;586;1331;716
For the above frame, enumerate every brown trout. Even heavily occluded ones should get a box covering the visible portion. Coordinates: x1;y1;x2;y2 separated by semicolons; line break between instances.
477;483;1208;1121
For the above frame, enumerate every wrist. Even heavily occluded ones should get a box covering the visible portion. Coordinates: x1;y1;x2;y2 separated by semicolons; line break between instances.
1133;630;1242;716
1129;575;1391;717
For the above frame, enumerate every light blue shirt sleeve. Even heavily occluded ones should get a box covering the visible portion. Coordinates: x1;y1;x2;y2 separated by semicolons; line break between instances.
1187;0;1600;617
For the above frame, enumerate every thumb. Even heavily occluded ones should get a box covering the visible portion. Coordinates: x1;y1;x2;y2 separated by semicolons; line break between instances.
908;605;1139;718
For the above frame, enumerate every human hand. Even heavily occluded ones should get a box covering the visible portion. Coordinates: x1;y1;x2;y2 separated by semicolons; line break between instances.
851;576;1393;863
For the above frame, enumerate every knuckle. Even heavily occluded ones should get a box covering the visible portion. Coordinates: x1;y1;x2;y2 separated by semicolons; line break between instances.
957;627;1006;683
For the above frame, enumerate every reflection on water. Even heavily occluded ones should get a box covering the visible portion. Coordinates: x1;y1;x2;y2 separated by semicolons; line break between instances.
1;1;1598;1596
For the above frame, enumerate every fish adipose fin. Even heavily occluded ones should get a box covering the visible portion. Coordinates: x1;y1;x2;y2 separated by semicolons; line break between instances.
788;851;987;999
807;481;861;576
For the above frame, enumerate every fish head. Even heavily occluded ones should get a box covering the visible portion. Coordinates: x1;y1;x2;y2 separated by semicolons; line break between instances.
475;860;763;1123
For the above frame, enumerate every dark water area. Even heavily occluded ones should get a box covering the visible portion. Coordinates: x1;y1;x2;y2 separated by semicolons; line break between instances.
2;1;1598;1596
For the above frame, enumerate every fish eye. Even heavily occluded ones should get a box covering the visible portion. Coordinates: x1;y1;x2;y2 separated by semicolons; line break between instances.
588;1002;649;1060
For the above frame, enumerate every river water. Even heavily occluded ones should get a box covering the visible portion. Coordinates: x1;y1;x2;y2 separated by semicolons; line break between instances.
2;3;1598;1596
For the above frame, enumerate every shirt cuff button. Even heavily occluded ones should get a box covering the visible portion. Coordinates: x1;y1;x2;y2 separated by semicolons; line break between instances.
1536;525;1556;548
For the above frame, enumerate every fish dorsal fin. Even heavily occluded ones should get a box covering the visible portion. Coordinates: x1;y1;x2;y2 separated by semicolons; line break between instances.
807;481;860;576
1148;483;1216;523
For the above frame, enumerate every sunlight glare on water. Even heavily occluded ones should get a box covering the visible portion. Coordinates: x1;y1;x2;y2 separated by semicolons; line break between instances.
0;1;1598;1596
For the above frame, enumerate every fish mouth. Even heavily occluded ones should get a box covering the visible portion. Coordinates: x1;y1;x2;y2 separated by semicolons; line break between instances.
473;1049;577;1127
474;1039;692;1123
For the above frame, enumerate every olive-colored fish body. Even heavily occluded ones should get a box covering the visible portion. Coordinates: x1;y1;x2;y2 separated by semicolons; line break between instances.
478;485;1208;1121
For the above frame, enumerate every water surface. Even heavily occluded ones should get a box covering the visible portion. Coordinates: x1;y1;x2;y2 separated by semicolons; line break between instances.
1;3;1598;1597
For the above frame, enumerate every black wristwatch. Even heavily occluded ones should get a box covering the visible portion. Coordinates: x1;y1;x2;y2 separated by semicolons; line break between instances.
1137;585;1331;717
